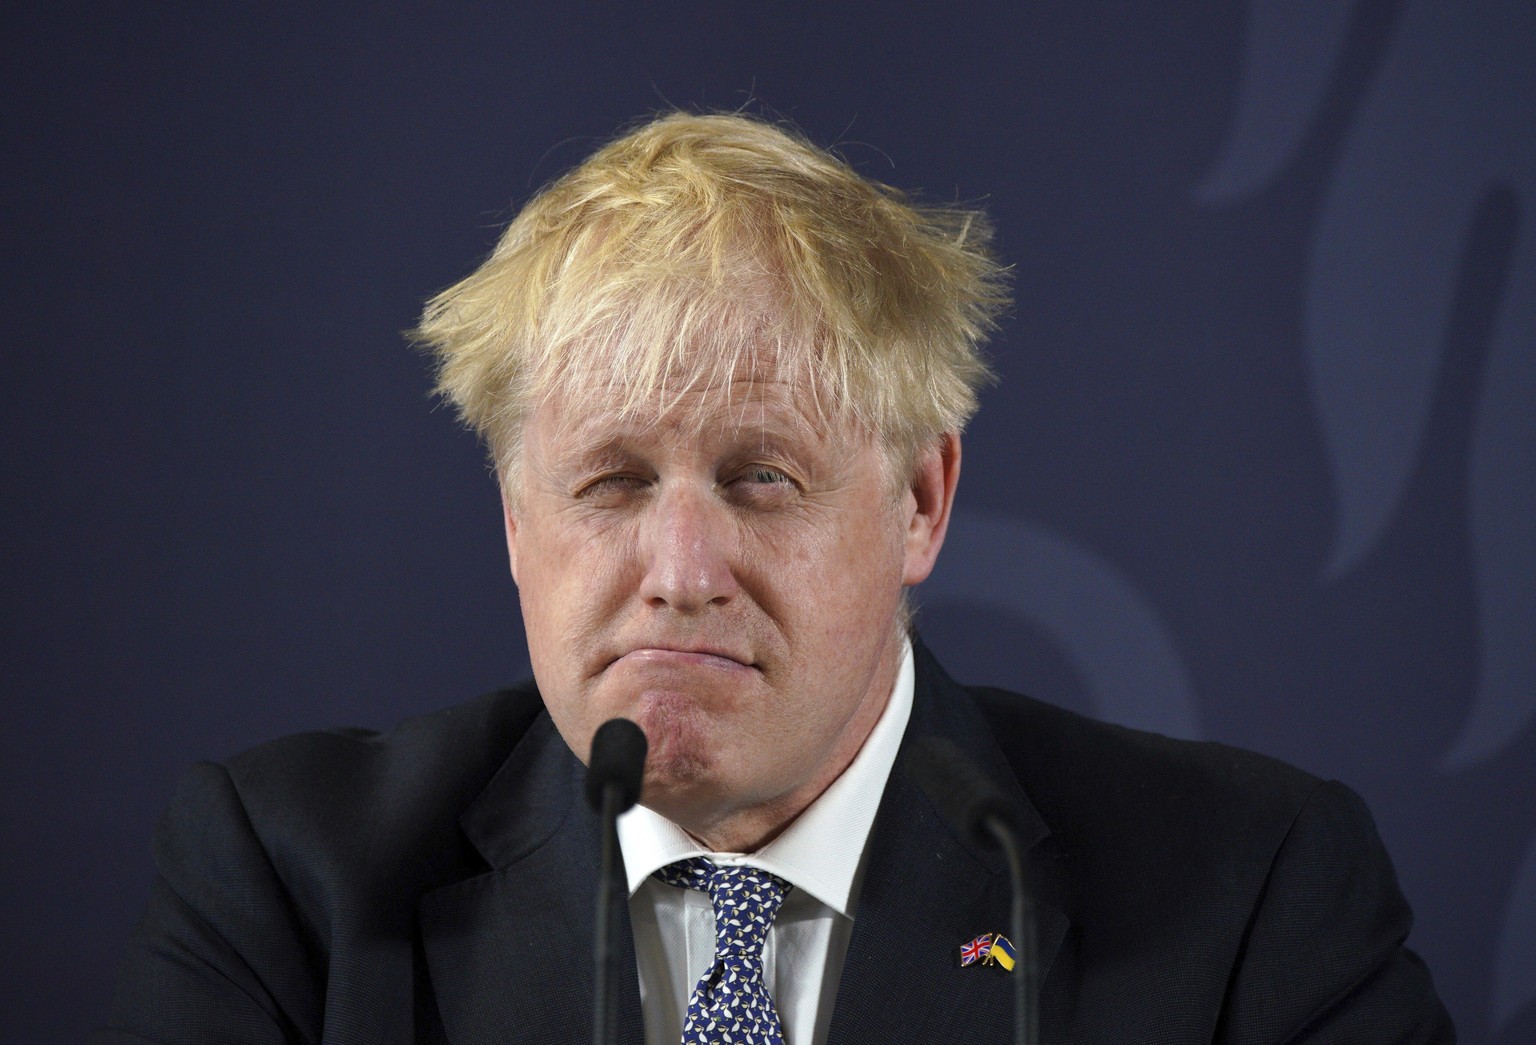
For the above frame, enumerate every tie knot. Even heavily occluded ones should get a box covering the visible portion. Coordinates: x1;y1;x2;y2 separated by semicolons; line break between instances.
655;858;789;952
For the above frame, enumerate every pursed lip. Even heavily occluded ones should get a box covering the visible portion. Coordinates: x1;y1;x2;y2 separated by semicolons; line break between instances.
609;644;759;672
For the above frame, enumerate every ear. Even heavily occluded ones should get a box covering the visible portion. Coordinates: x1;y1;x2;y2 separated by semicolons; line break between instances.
901;432;961;586
501;488;521;585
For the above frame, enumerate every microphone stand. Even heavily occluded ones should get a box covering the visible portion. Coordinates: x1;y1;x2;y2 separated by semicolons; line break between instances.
984;814;1038;1045
907;737;1039;1045
586;717;646;1045
593;782;626;1045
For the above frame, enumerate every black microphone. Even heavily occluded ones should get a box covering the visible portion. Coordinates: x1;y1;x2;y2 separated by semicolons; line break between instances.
586;718;648;814
906;736;1038;1045
585;718;647;1045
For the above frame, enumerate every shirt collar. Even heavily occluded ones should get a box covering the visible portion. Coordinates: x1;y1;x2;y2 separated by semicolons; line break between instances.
617;637;915;917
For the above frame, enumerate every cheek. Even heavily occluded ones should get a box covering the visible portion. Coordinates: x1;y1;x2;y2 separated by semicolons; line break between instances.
745;521;904;673
520;518;635;616
824;508;907;600
516;525;641;720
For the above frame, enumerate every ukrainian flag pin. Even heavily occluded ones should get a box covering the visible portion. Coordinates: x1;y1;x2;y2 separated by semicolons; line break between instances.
983;933;1017;971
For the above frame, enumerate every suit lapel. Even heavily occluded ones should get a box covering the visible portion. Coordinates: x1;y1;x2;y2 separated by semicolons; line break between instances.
826;642;1069;1043
418;713;644;1045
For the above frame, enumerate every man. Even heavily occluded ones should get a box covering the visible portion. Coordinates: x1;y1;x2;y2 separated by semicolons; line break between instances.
98;112;1452;1043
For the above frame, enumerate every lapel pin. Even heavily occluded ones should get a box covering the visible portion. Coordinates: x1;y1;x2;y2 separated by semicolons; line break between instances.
959;933;993;967
982;933;1017;971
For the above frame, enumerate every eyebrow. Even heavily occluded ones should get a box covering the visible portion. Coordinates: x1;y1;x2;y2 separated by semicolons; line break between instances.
549;407;837;474
552;434;635;474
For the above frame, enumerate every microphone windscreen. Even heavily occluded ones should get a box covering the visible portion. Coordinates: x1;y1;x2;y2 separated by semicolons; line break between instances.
585;718;648;814
904;736;1011;846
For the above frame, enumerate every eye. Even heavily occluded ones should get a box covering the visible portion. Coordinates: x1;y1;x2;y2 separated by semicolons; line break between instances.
742;467;793;486
577;473;650;501
724;466;799;505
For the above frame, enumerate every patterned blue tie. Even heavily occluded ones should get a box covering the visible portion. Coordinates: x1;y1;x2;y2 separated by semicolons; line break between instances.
655;857;791;1045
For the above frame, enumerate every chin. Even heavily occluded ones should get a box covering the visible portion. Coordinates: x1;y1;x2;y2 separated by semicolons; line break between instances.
629;699;726;801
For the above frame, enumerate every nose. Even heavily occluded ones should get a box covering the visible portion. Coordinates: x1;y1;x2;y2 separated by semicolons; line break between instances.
638;483;739;613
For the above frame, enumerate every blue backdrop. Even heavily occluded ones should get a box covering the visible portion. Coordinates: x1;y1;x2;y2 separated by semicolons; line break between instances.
3;3;1531;1041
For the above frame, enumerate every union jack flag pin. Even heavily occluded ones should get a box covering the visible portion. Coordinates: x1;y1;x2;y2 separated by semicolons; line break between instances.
959;933;993;967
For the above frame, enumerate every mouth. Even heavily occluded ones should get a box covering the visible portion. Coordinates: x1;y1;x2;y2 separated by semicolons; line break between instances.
609;645;759;673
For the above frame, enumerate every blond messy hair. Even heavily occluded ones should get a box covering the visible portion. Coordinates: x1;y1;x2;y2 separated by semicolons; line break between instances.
414;111;1010;494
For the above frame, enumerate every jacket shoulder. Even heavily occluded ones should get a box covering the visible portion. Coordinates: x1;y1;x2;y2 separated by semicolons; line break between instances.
159;683;548;927
107;684;548;1042
224;681;544;864
964;686;1451;1039
967;684;1321;832
963;683;1337;916
224;682;546;819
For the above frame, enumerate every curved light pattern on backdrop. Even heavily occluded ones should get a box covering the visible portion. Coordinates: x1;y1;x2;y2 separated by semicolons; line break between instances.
1198;1;1535;1029
1304;3;1532;586
1202;0;1536;771
1193;0;1359;205
1460;194;1536;773
922;507;1200;741
1496;831;1536;1029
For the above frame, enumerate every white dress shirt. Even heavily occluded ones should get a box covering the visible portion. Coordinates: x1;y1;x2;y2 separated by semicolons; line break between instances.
617;639;915;1045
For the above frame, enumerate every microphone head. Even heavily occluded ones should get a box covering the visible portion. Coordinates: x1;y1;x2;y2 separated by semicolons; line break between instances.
585;718;648;814
904;736;1012;848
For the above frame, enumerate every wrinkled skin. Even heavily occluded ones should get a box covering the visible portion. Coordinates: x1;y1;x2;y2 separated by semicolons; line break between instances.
503;369;959;851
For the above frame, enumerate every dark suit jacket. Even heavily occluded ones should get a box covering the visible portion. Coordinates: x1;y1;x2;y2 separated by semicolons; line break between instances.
96;643;1452;1043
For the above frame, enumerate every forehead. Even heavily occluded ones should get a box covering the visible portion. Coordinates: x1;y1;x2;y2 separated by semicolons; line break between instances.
530;367;852;456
